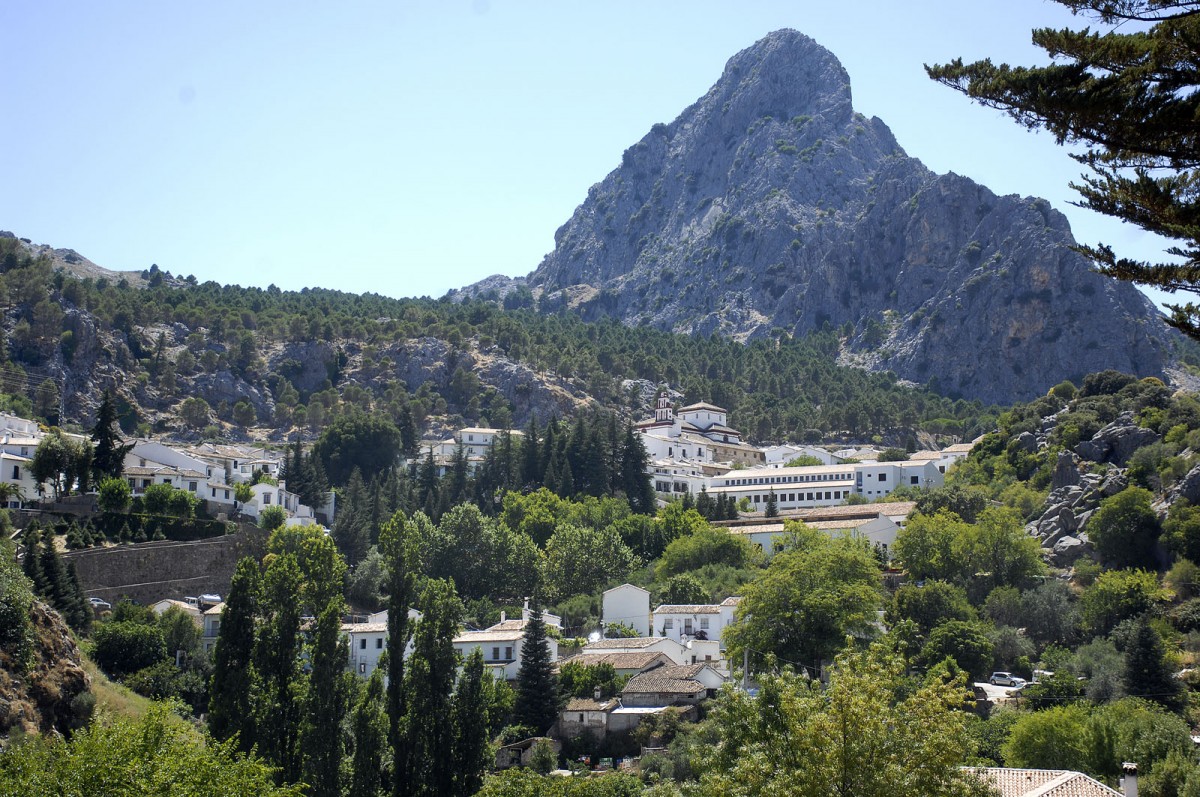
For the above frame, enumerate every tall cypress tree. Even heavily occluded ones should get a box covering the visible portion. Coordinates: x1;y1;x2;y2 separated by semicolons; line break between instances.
301;598;352;797
520;414;541;489
350;669;388;797
514;605;558;734
210;557;260;751
406;579;464;797
539;419;559;487
451;648;491;797
381;511;418;797
254;553;304;782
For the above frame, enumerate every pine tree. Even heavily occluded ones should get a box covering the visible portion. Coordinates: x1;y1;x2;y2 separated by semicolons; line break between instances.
514;605;558;734
620;424;656;514
333;469;370;566
450;648;491;797
681;489;695;511
21;525;47;595
927;3;1200;338
696;488;714;520
1122;614;1185;711
63;562;91;633
350;669;388;797
210;557;260;751
37;528;69;612
766;489;779;518
301;598;351;797
90;391;132;485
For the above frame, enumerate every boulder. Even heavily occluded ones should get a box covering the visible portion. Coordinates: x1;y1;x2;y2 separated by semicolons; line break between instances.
1051;451;1081;490
1099;470;1129;497
1075;412;1160;466
1168;464;1200;507
1052;535;1091;566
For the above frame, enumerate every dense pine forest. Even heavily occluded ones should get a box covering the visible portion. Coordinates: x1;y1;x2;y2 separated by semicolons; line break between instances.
0;236;995;444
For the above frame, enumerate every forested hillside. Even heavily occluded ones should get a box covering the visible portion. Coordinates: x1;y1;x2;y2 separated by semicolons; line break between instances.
0;235;995;445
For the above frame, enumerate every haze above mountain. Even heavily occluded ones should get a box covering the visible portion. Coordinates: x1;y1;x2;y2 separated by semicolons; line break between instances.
456;29;1179;405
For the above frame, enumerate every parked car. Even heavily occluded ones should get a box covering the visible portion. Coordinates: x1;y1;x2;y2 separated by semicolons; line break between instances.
88;597;112;612
989;672;1026;687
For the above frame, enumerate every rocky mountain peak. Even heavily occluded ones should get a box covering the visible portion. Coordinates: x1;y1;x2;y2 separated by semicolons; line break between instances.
502;30;1178;405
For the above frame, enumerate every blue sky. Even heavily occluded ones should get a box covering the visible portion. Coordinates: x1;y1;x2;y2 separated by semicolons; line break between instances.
0;1;1174;305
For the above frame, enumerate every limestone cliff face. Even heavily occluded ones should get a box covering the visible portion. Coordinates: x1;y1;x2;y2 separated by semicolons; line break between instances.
517;29;1174;404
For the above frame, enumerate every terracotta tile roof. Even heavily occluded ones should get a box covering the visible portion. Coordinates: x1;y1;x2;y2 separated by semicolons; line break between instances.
654;604;723;614
624;664;710;695
964;768;1121;797
559;651;671;672
564;698;617;712
452;618;532;644
678;402;727;413
720;597;742;607
584;637;671;651
342;623;388;633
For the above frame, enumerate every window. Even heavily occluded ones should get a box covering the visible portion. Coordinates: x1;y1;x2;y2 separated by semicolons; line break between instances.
910;476;919;485
504;646;512;659
684;619;693;634
189;481;198;491
664;619;674;630
11;466;18;480
264;494;272;505
376;638;383;649
360;639;367;650
360;662;367;673
492;647;500;661
700;617;710;630
878;473;887;482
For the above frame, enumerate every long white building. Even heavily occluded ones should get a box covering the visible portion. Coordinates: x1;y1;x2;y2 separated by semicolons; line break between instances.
635;393;975;509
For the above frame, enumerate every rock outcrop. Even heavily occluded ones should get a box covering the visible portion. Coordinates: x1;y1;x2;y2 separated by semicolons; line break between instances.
484;29;1176;405
0;599;91;739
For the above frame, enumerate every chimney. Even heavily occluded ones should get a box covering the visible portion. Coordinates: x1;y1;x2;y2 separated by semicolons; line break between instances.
500;611;506;623
1121;762;1138;797
593;686;602;701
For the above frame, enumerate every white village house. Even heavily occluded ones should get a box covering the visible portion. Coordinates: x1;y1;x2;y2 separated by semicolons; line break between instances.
452;604;561;681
